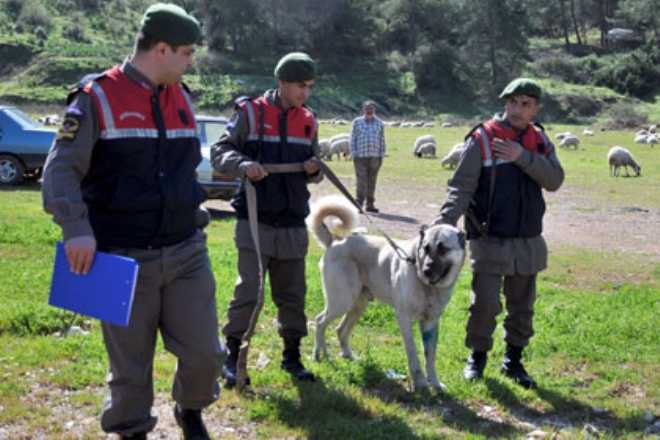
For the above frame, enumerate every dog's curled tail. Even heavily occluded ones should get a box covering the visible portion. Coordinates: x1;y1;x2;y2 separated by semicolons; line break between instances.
307;195;359;248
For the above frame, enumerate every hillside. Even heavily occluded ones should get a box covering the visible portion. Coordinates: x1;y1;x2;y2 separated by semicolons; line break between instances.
0;0;658;124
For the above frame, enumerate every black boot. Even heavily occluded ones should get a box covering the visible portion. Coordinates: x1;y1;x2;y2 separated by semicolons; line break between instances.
222;337;250;388
281;337;316;381
174;404;210;440
501;344;536;389
463;351;487;380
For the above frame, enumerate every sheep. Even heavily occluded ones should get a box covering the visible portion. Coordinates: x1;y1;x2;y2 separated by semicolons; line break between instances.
554;131;573;141
440;143;465;169
329;138;350;160
634;134;649;144
413;121;425;127
329;133;349;143
647;134;658;145
412;134;437;155
401;122;412;128
649;124;657;134
318;139;332;160
389;121;401;127
559;135;580;149
635;129;648;137
583;128;594;136
608;146;641;177
441;122;454;128
414;142;436;158
423;122;435;128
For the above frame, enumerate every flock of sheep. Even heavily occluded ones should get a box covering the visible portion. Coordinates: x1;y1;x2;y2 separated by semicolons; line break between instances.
318;121;656;178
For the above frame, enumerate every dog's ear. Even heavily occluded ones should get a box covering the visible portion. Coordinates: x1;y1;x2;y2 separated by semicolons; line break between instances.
457;231;466;249
419;224;428;236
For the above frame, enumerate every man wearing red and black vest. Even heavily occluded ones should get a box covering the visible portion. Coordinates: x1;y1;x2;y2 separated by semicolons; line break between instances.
42;4;223;439
211;52;322;387
435;78;564;389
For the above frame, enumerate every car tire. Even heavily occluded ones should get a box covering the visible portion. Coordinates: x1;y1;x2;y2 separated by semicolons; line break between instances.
0;154;26;185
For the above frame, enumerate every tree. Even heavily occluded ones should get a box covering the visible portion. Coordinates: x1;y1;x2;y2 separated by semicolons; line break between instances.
460;0;530;97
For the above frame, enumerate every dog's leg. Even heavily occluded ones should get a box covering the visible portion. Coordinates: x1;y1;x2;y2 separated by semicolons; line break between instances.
314;309;330;361
395;311;427;391
315;263;360;362
336;293;369;359
420;319;446;392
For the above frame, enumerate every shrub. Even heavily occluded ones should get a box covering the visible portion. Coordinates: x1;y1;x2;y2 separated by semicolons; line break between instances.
3;0;23;19
603;102;649;129
17;0;53;33
595;43;660;98
62;23;88;43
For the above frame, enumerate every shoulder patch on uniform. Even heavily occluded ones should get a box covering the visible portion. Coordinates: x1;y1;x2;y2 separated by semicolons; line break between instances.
66;72;105;105
225;112;240;131
57;98;84;142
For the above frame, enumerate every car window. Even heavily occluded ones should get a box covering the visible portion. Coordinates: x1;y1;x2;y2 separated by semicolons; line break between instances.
204;121;225;147
5;108;40;129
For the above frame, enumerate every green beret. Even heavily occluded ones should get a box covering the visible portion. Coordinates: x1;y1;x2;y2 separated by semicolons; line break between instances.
140;3;202;46
499;78;542;100
274;52;316;82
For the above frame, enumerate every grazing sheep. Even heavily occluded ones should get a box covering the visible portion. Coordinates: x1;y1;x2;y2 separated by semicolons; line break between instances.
634;134;648;144
582;128;594;136
414;142;436;158
319;139;332;160
401;122;412;128
423;122;435;128
329;139;350;160
440;143;465;169
413;121;425;127
555;131;573;141
390;121;401;127
329;133;349;143
441;122;454;128
559;135;580;149
608;146;641;177
649;124;657;134
413;134;437;155
635;129;648;137
647;134;658;145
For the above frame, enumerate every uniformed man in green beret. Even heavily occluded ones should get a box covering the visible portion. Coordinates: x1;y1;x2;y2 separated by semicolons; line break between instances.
212;52;322;388
42;3;223;439
434;77;564;389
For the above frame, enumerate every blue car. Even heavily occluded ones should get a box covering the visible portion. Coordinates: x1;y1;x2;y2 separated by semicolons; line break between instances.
0;106;56;185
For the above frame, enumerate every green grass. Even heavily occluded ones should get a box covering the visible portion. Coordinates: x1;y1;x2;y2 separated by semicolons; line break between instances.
0;127;658;438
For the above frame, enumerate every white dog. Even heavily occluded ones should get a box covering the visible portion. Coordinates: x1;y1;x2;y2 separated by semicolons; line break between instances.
308;196;465;391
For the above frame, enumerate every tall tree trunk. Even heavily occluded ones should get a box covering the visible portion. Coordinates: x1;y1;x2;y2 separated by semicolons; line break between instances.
570;0;582;45
598;0;607;47
487;2;497;89
559;0;571;49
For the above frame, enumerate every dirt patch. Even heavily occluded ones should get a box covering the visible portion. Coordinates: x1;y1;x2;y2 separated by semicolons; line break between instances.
208;178;660;260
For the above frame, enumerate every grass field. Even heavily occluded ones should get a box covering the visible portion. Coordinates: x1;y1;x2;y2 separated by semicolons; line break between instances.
0;125;658;439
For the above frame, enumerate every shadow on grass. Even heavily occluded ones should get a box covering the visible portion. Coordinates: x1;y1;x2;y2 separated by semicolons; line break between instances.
207;207;236;220
0;180;41;192
358;362;520;438
269;377;422;439
485;378;644;434
370;212;419;224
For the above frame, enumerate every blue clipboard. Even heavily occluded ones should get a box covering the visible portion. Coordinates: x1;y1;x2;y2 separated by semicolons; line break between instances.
48;242;139;327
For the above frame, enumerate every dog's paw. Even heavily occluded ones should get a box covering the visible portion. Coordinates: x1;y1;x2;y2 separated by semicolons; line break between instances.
339;350;355;360
411;377;430;392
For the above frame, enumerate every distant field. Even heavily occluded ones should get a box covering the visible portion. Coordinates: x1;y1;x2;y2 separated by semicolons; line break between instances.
0;126;658;439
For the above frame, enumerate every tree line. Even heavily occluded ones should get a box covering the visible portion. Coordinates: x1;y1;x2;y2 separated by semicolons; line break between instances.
188;0;658;100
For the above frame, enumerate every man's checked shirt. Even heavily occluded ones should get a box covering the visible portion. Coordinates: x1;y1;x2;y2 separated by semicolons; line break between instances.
350;116;386;158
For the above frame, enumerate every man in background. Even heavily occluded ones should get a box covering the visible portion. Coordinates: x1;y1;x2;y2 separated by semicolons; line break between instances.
350;100;386;213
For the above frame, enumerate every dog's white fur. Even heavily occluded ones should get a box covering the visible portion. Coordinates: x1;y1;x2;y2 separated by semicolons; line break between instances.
308;196;466;391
